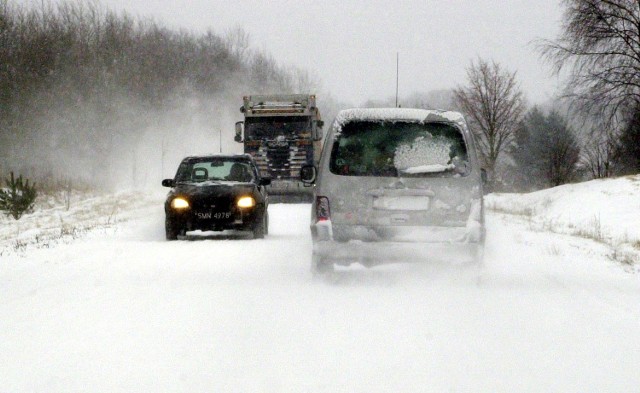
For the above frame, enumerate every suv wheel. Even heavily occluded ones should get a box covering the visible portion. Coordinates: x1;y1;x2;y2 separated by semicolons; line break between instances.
165;217;180;240
252;212;267;239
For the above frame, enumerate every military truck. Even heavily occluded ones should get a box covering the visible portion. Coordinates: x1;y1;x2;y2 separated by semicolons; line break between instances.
234;94;324;202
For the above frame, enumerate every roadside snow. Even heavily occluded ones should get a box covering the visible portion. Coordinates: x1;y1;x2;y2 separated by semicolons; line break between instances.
0;190;164;256
1;177;639;392
487;174;640;267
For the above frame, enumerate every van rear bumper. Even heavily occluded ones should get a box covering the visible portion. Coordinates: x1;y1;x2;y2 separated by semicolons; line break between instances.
311;221;484;265
311;221;484;242
313;238;482;265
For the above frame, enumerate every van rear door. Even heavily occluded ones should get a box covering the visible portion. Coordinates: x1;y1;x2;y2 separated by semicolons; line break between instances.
323;120;480;240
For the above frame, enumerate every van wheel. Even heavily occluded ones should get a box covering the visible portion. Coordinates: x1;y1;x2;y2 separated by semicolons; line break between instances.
472;243;485;287
474;243;485;265
311;253;334;276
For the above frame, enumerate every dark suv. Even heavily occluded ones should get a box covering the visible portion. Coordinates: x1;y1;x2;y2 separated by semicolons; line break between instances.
162;154;271;240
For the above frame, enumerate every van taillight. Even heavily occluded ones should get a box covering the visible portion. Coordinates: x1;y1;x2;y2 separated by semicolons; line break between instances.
316;196;330;221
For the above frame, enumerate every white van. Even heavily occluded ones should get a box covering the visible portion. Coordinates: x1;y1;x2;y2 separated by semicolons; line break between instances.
301;108;485;274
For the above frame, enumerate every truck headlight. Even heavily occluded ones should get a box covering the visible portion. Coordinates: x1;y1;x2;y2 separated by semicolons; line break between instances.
171;197;190;209
237;196;256;208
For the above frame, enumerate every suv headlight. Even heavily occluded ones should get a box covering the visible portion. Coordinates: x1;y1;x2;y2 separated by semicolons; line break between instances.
237;196;256;208
171;197;190;209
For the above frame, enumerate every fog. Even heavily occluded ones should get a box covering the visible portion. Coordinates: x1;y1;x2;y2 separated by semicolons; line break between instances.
67;0;565;106
5;76;246;190
1;1;341;190
1;1;571;193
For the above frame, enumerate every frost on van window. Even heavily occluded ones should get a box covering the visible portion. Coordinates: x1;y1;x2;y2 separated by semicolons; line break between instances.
394;135;455;174
329;120;469;177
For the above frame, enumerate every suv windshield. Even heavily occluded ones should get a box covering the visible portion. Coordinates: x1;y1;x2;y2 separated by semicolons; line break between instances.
175;158;255;183
245;116;310;140
329;121;469;177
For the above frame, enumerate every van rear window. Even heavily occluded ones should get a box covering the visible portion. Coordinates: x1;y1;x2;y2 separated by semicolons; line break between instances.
329;121;469;177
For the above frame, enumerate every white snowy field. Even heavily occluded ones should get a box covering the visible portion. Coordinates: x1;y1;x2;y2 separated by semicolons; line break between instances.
1;177;639;392
487;174;640;267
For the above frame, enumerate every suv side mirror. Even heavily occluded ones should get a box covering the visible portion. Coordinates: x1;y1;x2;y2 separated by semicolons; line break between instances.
234;121;244;143
300;165;317;185
259;177;271;186
162;179;175;188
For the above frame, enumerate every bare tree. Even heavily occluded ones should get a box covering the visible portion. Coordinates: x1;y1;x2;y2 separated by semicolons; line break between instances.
616;105;640;174
544;110;581;186
224;26;251;63
514;107;581;189
0;1;316;189
511;107;546;191
289;66;321;94
453;58;526;185
539;0;640;122
581;125;618;178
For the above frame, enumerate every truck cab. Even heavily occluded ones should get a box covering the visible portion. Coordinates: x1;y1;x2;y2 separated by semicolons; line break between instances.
235;94;324;202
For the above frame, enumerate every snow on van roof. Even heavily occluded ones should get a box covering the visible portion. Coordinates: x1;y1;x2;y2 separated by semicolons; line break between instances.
182;153;252;160
334;108;465;129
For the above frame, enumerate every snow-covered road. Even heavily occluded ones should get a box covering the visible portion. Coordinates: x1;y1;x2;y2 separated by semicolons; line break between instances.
1;202;639;392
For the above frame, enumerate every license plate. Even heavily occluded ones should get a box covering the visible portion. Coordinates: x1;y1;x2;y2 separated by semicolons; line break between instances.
195;211;231;220
373;196;430;211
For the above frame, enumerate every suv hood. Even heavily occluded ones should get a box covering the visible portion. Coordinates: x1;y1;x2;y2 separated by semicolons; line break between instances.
171;182;256;198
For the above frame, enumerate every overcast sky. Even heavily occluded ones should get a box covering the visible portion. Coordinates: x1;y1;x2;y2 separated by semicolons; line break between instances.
34;0;565;106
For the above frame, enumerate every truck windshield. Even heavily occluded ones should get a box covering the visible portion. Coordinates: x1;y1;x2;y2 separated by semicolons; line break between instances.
245;116;310;140
329;121;469;177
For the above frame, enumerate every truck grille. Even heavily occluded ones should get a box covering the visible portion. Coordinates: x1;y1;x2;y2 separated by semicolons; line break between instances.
252;142;310;179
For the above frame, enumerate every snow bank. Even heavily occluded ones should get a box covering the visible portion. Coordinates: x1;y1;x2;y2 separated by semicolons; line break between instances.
333;108;465;132
0;189;165;255
5;176;639;266
487;175;640;265
1;183;639;392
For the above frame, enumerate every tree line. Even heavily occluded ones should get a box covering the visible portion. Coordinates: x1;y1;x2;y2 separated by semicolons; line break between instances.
372;1;640;192
453;0;640;192
0;0;318;189
2;0;639;195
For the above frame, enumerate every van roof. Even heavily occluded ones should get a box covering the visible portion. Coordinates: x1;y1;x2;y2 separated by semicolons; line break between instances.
334;108;466;130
